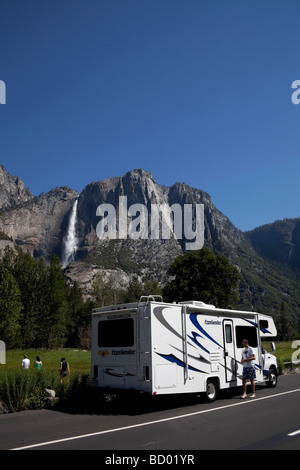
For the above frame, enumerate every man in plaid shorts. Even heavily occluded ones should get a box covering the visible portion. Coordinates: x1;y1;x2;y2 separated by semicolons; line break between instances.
241;339;256;399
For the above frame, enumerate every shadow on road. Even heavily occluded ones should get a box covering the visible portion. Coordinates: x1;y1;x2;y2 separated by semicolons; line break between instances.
54;384;267;416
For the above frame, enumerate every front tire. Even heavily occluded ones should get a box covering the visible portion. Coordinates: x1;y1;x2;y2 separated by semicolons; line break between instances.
266;368;278;388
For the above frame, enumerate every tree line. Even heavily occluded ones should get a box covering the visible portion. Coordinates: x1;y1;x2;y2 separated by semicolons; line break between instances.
0;246;297;349
0;248;93;349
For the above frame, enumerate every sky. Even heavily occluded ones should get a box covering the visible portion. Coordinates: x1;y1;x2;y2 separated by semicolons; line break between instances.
1;0;300;232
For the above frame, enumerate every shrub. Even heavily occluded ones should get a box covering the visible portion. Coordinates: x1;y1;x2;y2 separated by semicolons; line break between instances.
0;369;57;412
55;373;91;410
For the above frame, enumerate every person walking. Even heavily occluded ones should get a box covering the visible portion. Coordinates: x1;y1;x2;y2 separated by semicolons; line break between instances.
59;358;70;383
241;339;256;398
21;355;30;370
35;356;43;370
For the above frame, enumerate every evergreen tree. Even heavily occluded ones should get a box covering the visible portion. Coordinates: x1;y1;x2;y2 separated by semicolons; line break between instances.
1;246;16;272
66;281;90;347
122;279;162;303
277;302;296;341
13;251;41;348
0;246;94;349
121;279;144;303
0;265;22;347
34;257;51;347
91;272;125;307
46;255;68;348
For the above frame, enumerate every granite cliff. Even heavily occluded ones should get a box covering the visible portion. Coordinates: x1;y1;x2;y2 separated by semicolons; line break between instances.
0;166;299;318
246;218;300;270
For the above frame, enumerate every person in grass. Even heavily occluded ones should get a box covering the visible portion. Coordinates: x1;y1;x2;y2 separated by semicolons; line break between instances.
59;357;70;383
35;356;43;370
21;355;30;370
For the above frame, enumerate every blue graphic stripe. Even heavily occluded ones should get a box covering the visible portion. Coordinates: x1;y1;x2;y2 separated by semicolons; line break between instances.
244;318;271;334
187;332;210;354
190;313;223;349
155;352;204;373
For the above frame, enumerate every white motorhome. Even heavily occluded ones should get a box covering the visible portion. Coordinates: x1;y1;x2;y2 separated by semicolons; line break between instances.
91;296;278;401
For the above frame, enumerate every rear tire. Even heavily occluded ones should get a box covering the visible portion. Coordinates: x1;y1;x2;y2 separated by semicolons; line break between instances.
203;380;218;402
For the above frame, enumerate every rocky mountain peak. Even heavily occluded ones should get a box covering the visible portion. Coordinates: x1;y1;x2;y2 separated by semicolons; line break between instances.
0;181;78;260
0;165;33;210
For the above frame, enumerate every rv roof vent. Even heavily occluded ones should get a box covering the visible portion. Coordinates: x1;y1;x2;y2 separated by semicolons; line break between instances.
178;300;216;308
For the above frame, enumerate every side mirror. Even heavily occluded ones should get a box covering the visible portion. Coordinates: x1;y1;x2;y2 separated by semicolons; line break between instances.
271;342;276;352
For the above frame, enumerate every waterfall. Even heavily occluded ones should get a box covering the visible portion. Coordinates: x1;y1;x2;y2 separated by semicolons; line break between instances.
62;198;78;268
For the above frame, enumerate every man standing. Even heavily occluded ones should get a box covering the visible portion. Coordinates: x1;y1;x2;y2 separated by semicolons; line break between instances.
21;355;30;370
241;339;256;399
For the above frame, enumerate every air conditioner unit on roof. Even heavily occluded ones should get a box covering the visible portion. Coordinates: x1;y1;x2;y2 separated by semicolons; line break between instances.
178;300;216;308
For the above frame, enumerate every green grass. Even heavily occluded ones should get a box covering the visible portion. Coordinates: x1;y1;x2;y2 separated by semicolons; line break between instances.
0;349;92;412
262;341;300;372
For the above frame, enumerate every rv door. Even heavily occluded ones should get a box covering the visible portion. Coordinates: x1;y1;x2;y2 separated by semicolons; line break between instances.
223;320;237;382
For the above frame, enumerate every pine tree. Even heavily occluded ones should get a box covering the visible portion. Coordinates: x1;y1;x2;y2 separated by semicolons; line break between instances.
46;255;68;348
277;302;296;341
0;265;22;347
66;281;87;346
34;257;51;347
13;251;41;348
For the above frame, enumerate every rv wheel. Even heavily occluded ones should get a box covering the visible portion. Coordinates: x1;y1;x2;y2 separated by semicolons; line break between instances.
204;380;218;402
266;368;278;388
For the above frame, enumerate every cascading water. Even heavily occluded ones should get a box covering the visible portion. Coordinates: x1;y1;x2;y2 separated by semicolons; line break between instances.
62;198;78;268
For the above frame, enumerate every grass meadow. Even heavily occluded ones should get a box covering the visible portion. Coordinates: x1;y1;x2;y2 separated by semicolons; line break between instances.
0;349;92;413
263;340;300;372
1;348;91;375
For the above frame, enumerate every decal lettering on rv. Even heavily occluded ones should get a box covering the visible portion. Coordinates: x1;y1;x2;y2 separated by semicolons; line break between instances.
204;320;221;325
112;349;135;355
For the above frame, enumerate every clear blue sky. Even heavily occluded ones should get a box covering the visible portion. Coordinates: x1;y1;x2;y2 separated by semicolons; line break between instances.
1;0;300;231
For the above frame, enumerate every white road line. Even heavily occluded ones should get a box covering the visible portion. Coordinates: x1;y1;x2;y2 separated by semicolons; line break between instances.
288;430;300;437
12;387;300;450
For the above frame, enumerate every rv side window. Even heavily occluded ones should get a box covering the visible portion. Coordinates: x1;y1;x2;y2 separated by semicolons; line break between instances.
259;320;269;331
98;318;134;347
235;326;258;348
225;324;232;343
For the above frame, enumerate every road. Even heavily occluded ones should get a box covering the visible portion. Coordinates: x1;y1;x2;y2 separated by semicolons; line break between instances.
1;374;300;452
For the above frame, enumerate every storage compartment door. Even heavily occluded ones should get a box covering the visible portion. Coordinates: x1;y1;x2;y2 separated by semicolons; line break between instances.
155;364;177;390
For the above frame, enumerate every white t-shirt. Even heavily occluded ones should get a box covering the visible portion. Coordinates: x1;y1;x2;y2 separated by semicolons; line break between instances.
22;358;30;369
242;347;255;367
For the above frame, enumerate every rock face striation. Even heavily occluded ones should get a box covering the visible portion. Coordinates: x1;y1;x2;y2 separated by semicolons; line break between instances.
75;168;243;255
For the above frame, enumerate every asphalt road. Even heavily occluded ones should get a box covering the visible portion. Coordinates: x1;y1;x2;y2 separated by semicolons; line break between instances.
1;374;300;452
